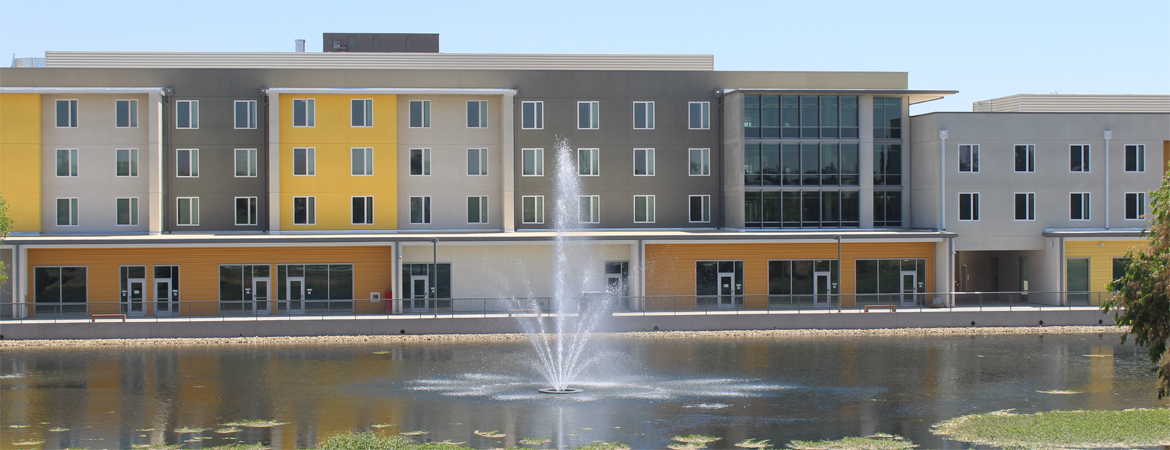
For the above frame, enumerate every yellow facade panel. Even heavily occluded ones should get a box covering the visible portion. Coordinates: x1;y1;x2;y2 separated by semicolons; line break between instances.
0;94;41;144
0;94;42;232
1065;240;1143;294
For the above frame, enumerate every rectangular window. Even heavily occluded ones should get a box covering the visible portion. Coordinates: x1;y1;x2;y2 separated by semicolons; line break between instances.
177;197;200;226
409;100;431;128
820;96;838;138
115;99;137;128
633;101;654;129
1015;144;1036;172
1125;192;1146;220
1014;193;1036;221
1113;257;1129;281
116;149;138;177
351;147;374;176
840;96;859;138
234;100;257;129
695;261;744;307
409;148;431;176
56;149;78;177
579;195;600;223
293;196;315;225
176;149;199;177
293;148;315;176
467;148;488;176
56;198;78;226
235;197;258;226
689;148;710;176
578;101;599;129
522;195;544;224
689;195;711;223
689;101;710;130
351;99;373;127
467;100;488;128
409;196;430;224
1070;192;1090;220
854;259;923;304
1125;144;1146;172
522;148;544;176
292;99;315;127
56;99;78;128
578;148;600;176
467;196;489;224
176;100;198;129
116;197;139;226
521;101;543;129
779;96;798;138
958;192;980;221
1070;144;1090;172
34;266;87;314
633;148;655;176
958;144;979;172
353;196;375;224
873;191;902;227
874;144;901;186
633;195;655;223
234;148;258;177
873;98;901;139
800;95;819;138
744;96;760;138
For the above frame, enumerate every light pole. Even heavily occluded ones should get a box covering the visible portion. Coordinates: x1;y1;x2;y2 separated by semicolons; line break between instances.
431;237;438;317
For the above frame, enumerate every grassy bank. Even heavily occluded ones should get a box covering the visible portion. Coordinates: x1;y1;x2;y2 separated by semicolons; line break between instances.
931;408;1170;448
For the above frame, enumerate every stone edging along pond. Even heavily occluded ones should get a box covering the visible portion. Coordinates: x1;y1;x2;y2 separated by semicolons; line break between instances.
0;325;1126;349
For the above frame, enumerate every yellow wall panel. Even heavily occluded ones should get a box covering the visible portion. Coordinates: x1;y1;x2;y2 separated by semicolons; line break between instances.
0;94;41;232
27;246;395;316
1065;240;1143;295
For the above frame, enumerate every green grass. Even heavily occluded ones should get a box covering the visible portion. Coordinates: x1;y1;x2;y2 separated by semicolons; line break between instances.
786;434;916;449
931;408;1170;448
672;434;721;444
572;444;630;450
734;438;773;449
518;437;550;445
203;444;269;450
173;426;205;433
473;429;505;438
216;427;243;433
221;419;288;427
314;432;463;450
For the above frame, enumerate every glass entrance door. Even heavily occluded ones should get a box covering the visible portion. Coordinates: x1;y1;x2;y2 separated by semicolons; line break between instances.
409;275;430;312
155;280;173;315
126;279;146;315
286;277;305;314
900;271;918;306
606;274;624;310
253;278;270;314
718;274;735;308
813;271;831;307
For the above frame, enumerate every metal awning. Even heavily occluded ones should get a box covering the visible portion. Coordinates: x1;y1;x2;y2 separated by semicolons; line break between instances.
263;87;517;95
723;88;957;105
0;87;168;94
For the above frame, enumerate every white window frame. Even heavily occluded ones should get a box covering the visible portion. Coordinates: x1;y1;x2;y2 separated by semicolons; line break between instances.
56;99;78;128
1014;144;1036;173
579;195;600;224
467;148;488;176
521;195;544;224
55;197;79;226
633;101;655;130
293;196;316;225
234;148;258;178
521;101;543;130
1070;192;1091;221
116;148;138;177
115;99;138;128
633;195;655;223
958;192;980;221
292;98;315;127
1125;144;1146;173
1125;192;1145;220
633;148;655;176
689;195;711;223
351;98;373;127
409;100;431;128
351;147;374;176
116;197;139;226
293;147;315;176
234;100;258;129
578;148;600;176
578;101;599;130
176;100;199;129
689;101;710;130
409;148;431;176
176;197;200;226
1013;192;1035;221
467;195;489;224
176;149;199;178
958;144;979;173
1070;144;1090;173
56;148;78;177
467;100;488;128
352;195;375;225
234;196;259;226
689;148;711;176
409;196;431;224
522;148;544;177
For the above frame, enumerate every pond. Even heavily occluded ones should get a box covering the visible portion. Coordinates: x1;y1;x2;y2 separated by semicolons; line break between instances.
0;332;1163;449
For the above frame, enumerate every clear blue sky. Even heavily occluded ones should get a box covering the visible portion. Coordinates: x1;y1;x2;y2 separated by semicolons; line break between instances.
1;0;1166;113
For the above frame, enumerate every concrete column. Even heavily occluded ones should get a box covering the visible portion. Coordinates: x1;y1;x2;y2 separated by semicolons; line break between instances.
501;94;516;232
859;95;875;228
267;93;281;234
934;239;952;305
17;245;28;318
901;96;911;229
722;93;745;229
147;93;164;235
393;241;402;314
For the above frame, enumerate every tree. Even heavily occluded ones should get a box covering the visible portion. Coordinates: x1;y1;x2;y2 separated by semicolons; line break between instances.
0;196;12;284
1104;169;1170;399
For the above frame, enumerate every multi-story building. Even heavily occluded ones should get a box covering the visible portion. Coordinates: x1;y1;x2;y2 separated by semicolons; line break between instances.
0;38;1166;320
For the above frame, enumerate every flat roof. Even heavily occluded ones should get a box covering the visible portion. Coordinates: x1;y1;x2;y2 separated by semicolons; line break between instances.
1042;228;1146;238
0;87;167;94
264;87;517;95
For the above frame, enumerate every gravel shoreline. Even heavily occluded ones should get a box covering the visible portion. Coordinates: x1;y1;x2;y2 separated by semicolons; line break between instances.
0;325;1126;349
